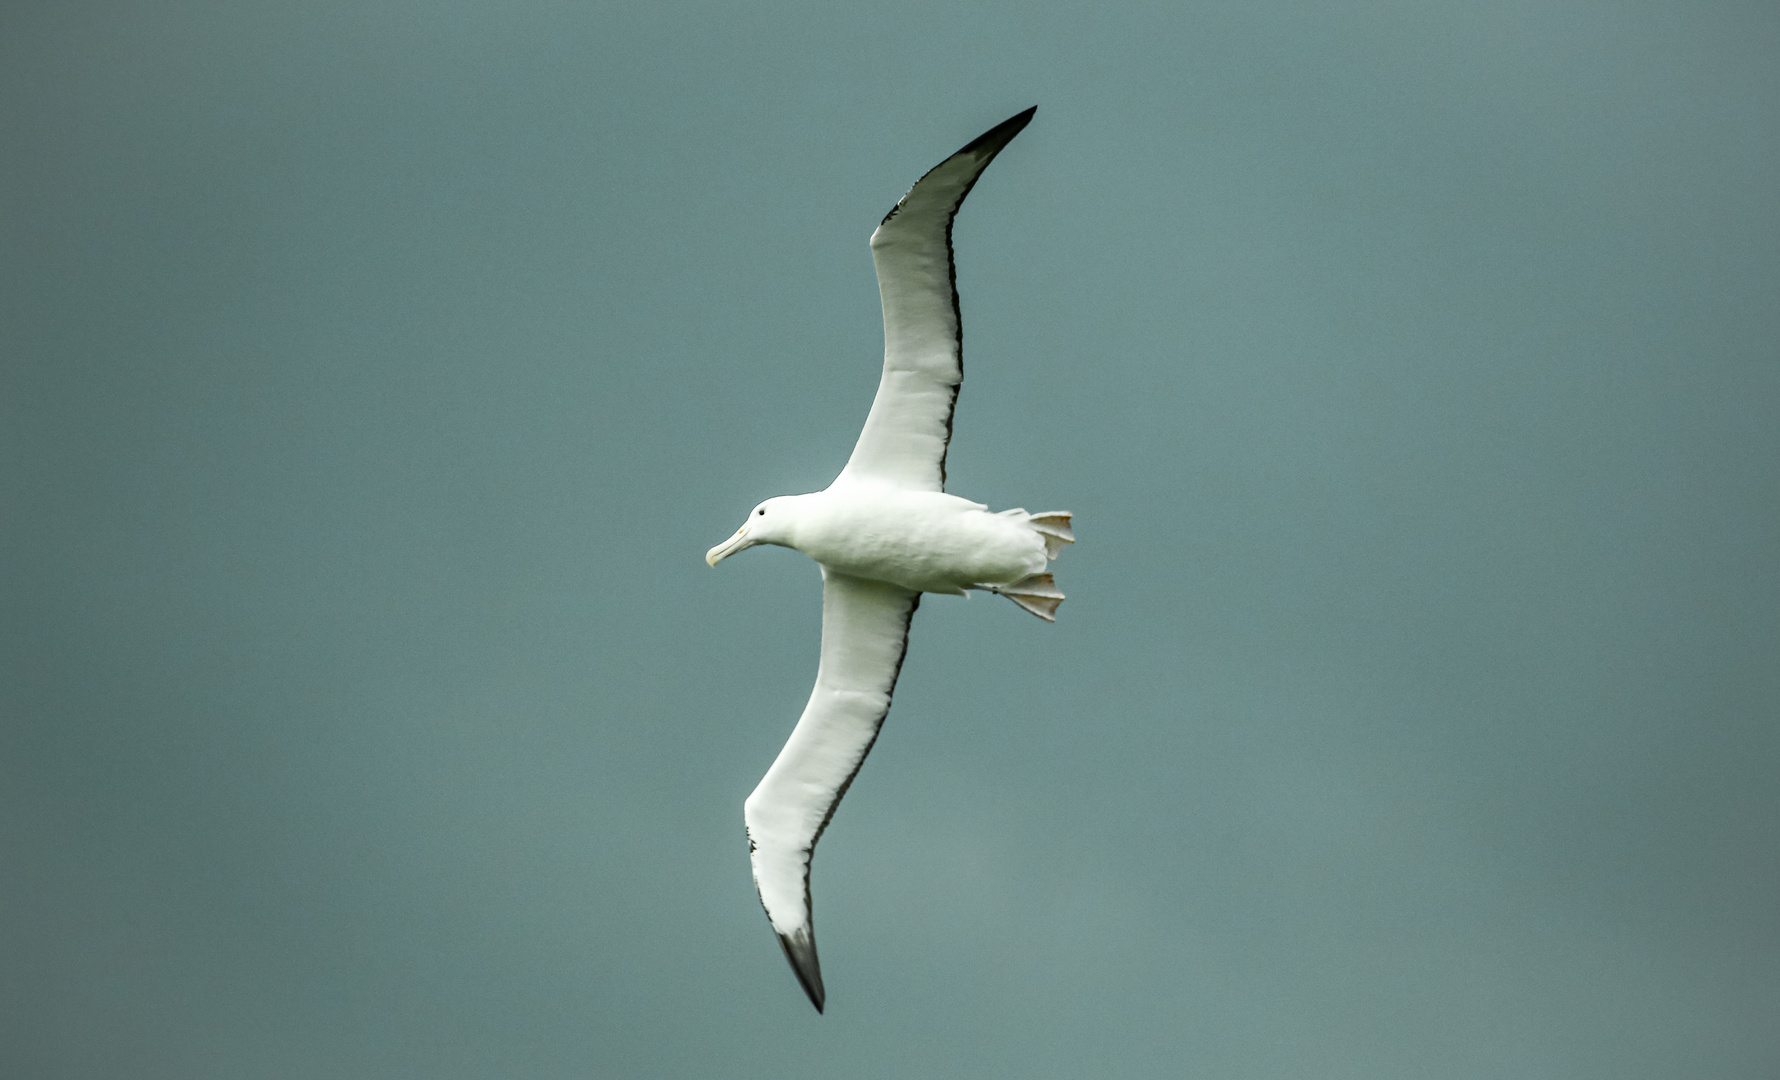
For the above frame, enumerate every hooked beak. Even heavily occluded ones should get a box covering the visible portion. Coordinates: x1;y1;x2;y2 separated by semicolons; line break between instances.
705;525;757;566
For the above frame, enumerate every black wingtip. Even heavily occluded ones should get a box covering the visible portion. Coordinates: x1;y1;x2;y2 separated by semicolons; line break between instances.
877;106;1039;228
777;928;827;1013
958;105;1037;157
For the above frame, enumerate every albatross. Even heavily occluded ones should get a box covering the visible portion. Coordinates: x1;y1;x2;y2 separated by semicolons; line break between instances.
705;107;1071;1013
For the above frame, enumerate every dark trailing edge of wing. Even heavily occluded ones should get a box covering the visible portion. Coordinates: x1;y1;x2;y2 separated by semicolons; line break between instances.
876;106;1035;490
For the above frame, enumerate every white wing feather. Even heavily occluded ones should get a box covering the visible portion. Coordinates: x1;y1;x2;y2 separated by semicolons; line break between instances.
743;569;919;1012
835;107;1035;492
744;109;1036;1013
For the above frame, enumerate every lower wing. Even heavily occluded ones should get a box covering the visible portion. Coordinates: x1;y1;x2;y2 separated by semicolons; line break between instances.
742;569;921;1012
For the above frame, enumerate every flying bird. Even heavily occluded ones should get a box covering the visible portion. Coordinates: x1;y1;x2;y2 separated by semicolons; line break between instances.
705;107;1071;1013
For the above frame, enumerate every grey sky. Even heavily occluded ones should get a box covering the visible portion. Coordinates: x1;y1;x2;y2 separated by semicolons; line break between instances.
3;1;1777;1077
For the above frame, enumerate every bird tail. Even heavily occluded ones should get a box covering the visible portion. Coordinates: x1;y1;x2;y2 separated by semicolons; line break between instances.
995;572;1065;622
1028;511;1074;560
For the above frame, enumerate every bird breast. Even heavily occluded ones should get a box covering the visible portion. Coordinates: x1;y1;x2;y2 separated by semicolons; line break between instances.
793;487;1048;594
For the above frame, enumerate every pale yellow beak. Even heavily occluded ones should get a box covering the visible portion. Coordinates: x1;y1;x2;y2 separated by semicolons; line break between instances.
705;525;754;566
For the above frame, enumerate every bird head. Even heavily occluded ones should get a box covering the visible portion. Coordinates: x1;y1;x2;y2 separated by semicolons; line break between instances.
706;496;798;566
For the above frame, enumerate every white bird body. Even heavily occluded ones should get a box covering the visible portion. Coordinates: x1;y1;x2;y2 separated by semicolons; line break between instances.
711;487;1049;596
705;108;1070;1012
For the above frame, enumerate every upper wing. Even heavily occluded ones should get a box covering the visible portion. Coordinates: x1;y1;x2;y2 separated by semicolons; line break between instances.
835;107;1036;492
742;569;921;1013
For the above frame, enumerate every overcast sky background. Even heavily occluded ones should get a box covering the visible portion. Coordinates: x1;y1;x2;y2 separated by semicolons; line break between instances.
4;2;1777;1077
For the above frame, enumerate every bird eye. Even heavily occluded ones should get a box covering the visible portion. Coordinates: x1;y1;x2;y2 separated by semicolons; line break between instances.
756;508;766;516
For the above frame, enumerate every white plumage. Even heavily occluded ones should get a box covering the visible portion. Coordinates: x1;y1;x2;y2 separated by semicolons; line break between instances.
705;107;1070;1012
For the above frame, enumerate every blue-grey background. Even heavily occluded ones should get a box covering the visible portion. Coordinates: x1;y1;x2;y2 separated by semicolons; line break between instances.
4;2;1776;1077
